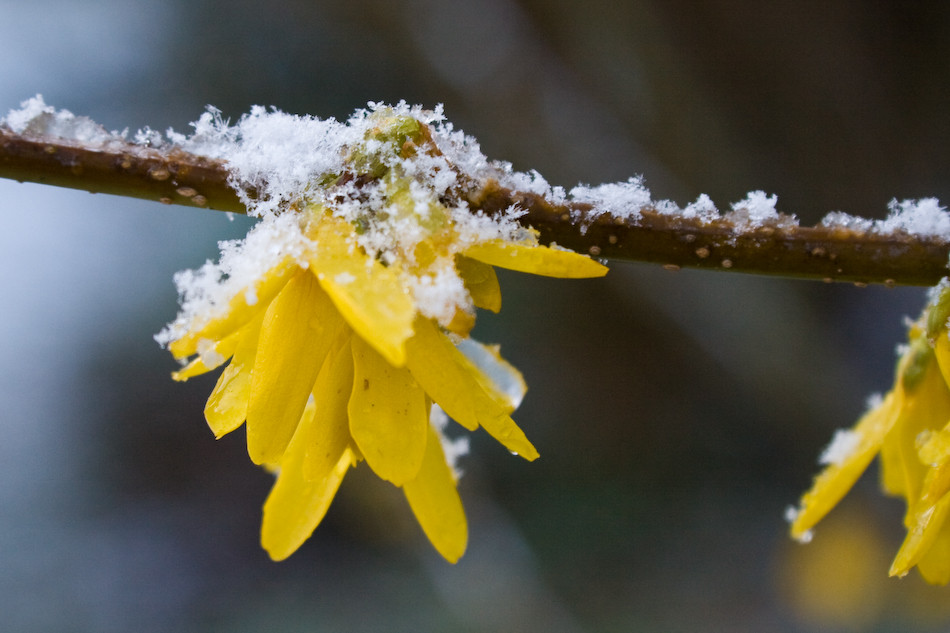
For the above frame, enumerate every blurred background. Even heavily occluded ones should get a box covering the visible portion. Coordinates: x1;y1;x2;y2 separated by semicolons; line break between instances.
2;1;950;631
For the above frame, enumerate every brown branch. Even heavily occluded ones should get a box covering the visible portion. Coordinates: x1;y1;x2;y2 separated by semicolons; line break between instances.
471;181;950;286
1;128;947;286
0;128;243;212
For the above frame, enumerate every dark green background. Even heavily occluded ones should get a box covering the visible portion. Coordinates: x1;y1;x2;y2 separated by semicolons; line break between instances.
2;2;949;631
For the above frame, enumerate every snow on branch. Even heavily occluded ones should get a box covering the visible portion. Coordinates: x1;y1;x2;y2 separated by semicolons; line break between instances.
1;95;948;286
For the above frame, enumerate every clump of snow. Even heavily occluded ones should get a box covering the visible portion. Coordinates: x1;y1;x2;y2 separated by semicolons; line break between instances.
155;211;312;345
168;105;364;217
408;266;473;326
196;338;226;368
818;428;862;466
2;94;121;146
569;177;653;222
784;505;814;544
879;198;950;238
818;211;873;232
820;198;950;239
681;194;720;221
729;190;782;226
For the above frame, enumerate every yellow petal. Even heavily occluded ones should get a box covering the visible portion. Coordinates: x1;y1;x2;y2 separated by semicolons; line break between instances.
404;318;492;431
887;354;950;526
246;270;346;465
308;216;415;367
168;257;298;360
916;512;950;585
879;430;907;497
477;412;539;461
403;424;468;563
404;318;538;460
348;335;428;485
790;393;898;540
261;392;357;561
891;492;950;578
455;337;527;411
171;328;242;382
463;239;608;278
879;403;950;527
455;255;501;313
204;315;264;439
935;333;950;392
303;333;355;481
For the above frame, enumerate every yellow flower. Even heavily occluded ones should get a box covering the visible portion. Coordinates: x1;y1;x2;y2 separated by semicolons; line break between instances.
789;280;950;583
159;107;608;562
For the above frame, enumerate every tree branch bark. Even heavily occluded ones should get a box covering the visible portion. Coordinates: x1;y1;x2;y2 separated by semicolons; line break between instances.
2;128;947;286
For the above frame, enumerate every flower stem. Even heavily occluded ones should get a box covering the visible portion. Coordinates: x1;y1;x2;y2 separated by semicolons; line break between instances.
1;129;947;286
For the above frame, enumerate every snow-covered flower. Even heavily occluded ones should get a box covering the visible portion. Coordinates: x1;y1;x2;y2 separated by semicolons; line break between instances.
789;282;950;583
158;106;608;562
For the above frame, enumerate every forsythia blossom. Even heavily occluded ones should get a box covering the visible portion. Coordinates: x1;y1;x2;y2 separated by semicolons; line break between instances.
156;105;608;562
789;280;950;583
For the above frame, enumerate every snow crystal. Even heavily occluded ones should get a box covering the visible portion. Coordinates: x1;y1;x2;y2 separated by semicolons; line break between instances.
729;190;780;225
819;198;950;239
569;176;653;221
196;338;225;368
878;198;950;238
865;392;884;411
2;94;119;146
818;211;873;232
168;105;362;218
502;168;556;198
818;428;861;467
409;267;472;328
681;194;720;221
333;272;356;285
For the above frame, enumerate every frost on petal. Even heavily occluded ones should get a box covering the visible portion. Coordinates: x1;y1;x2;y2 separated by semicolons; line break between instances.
170;330;241;382
409;266;473;330
790;392;898;541
818;429;862;467
158;213;306;356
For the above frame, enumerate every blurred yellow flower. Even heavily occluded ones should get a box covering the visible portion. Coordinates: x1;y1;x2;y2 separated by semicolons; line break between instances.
789;280;950;583
159;106;608;562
